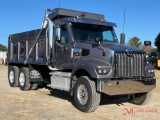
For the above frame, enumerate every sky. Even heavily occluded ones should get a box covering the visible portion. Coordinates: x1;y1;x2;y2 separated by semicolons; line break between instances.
0;0;159;48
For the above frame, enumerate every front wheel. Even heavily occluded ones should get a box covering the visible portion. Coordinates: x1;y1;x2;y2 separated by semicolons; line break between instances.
129;92;152;105
74;76;101;112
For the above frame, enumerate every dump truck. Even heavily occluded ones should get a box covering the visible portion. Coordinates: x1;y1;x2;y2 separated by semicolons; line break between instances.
8;8;156;112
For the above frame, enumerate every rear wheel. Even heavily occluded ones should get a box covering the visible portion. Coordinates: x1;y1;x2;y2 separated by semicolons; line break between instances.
8;66;19;87
129;92;152;105
18;67;31;91
74;76;101;112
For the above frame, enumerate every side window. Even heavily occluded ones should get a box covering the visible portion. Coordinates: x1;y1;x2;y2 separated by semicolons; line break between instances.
61;25;69;44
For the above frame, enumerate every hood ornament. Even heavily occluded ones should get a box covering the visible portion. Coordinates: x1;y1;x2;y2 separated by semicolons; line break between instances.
126;49;134;56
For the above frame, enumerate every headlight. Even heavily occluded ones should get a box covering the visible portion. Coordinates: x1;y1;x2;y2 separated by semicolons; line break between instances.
148;69;154;74
97;68;111;75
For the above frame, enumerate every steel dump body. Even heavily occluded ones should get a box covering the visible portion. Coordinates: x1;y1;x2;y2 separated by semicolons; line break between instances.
8;28;48;65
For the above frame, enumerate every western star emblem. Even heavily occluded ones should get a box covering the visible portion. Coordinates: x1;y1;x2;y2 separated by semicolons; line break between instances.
126;49;134;55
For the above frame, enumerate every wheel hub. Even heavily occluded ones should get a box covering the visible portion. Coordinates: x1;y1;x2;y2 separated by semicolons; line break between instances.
9;71;14;83
77;85;88;105
19;72;25;86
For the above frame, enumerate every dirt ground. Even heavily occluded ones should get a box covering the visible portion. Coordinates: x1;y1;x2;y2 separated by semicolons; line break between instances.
0;65;159;120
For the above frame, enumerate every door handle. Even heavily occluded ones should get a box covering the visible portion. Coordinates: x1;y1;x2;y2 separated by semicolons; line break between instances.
63;46;68;52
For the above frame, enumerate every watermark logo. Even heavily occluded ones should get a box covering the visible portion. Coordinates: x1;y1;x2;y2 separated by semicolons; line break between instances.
122;108;135;116
122;107;158;116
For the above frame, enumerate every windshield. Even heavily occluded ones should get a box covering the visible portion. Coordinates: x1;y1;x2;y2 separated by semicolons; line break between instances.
71;23;118;43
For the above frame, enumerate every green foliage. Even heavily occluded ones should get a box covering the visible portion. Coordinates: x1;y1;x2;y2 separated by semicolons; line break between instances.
128;37;142;48
154;32;160;46
152;48;157;52
0;43;7;51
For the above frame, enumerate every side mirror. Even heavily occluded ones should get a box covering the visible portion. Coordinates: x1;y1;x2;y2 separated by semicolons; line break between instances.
95;37;102;43
46;9;52;12
144;41;151;46
55;27;61;41
120;33;125;44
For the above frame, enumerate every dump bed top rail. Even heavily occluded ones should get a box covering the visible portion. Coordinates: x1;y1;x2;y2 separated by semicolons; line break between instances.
9;29;46;42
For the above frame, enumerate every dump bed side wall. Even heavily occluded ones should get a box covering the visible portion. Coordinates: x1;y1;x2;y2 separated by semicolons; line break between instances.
8;28;49;65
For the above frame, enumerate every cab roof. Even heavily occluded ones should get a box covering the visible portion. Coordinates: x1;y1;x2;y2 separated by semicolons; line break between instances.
48;8;105;21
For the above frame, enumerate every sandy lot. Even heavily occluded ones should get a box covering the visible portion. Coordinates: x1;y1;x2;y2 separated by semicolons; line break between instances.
0;65;159;120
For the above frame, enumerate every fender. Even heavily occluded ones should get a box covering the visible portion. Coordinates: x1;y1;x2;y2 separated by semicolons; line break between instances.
72;58;111;79
145;63;155;78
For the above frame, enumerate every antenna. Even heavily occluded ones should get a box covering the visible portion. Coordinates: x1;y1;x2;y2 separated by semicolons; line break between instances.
58;0;60;8
123;5;126;33
58;0;60;24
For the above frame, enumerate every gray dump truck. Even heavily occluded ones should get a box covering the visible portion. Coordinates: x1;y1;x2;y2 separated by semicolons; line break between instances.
8;8;156;112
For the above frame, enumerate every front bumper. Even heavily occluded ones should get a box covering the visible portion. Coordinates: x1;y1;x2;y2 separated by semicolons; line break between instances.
97;78;156;95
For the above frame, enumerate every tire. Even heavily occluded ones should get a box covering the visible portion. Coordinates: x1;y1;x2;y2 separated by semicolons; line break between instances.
30;83;38;90
18;67;31;91
8;66;19;87
74;76;101;112
129;92;152;105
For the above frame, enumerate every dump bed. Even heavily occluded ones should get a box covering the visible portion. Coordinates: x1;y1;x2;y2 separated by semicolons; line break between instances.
8;28;49;65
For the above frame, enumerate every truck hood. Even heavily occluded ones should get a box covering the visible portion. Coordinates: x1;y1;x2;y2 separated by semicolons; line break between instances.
102;42;144;53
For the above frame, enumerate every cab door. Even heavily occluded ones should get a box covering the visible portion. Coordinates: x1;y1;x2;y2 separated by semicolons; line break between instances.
55;24;72;69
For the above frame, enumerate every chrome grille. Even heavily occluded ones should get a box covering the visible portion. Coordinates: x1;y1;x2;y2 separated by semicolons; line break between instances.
115;53;145;78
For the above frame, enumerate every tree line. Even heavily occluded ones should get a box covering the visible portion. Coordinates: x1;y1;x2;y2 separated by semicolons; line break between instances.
154;33;160;53
0;43;7;51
